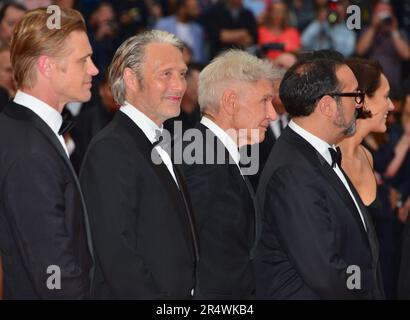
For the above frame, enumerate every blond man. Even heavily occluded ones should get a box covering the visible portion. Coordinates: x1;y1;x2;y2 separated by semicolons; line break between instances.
0;8;98;299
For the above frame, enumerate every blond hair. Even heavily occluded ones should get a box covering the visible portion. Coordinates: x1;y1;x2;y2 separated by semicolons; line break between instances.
10;7;86;89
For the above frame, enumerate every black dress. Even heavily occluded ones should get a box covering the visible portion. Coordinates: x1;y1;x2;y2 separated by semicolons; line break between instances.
361;145;402;299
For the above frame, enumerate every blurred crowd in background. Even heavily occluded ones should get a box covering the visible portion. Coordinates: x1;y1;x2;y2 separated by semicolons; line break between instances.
0;0;410;299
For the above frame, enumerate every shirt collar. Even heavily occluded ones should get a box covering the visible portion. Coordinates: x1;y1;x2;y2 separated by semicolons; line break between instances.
13;90;63;136
120;101;162;144
200;116;240;165
288;120;335;166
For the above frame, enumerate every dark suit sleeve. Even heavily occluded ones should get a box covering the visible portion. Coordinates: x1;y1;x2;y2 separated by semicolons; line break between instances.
4;154;89;299
256;166;373;299
80;138;164;299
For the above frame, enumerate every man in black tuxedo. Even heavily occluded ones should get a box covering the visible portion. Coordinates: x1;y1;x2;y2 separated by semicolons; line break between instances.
80;30;198;299
0;8;98;299
255;57;385;299
180;49;277;299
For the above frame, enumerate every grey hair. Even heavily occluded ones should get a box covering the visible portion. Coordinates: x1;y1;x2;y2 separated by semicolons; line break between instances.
198;49;281;112
109;29;184;105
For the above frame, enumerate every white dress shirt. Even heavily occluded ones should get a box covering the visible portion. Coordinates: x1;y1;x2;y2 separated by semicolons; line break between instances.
120;101;179;187
288;120;367;231
200;116;242;172
65;101;83;117
269;114;289;140
13;90;69;157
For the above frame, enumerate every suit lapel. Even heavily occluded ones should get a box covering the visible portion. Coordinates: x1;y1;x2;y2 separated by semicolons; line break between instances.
4;102;87;212
317;161;369;242
242;174;259;259
116;112;196;261
199;123;258;254
283;128;370;243
173;165;200;263
5;102;68;161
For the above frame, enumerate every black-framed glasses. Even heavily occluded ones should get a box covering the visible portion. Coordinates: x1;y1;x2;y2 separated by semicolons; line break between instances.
318;91;365;104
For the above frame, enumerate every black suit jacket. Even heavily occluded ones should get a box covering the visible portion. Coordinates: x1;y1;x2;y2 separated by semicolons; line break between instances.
180;123;257;299
0;86;9;112
255;126;384;299
80;111;198;299
0;102;93;299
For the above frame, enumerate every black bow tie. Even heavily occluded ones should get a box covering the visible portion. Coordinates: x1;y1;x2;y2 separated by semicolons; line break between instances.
328;147;342;168
58;120;76;135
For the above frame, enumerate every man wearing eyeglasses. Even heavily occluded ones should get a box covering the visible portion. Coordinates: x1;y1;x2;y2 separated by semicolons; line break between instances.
254;56;385;299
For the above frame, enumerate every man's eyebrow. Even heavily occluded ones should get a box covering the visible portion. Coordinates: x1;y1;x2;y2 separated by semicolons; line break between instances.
261;94;273;100
155;66;188;73
78;52;93;60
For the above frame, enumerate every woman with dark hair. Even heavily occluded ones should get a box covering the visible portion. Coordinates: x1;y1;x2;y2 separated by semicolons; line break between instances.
338;57;395;298
339;58;393;205
258;0;300;62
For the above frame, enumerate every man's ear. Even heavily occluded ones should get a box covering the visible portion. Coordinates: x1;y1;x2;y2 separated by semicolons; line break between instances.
123;67;140;91
221;89;238;116
36;55;52;78
318;95;335;118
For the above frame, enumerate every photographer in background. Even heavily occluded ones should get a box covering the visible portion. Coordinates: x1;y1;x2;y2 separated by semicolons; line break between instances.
87;1;119;86
155;0;205;63
202;0;258;59
356;1;410;89
258;0;300;62
301;0;356;57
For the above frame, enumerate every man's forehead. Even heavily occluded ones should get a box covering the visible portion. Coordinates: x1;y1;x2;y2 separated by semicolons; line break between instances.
250;78;274;91
65;31;92;53
237;79;274;98
144;42;185;67
336;64;358;90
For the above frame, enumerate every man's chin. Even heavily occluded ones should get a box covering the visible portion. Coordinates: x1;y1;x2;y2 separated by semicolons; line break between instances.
78;91;92;103
248;132;264;145
167;105;181;118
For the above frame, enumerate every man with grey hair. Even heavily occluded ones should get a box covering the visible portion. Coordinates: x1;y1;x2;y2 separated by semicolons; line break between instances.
180;49;277;299
80;30;198;299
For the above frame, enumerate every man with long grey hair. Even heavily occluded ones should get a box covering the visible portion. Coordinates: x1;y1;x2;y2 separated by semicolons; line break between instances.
80;30;198;299
181;49;277;299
